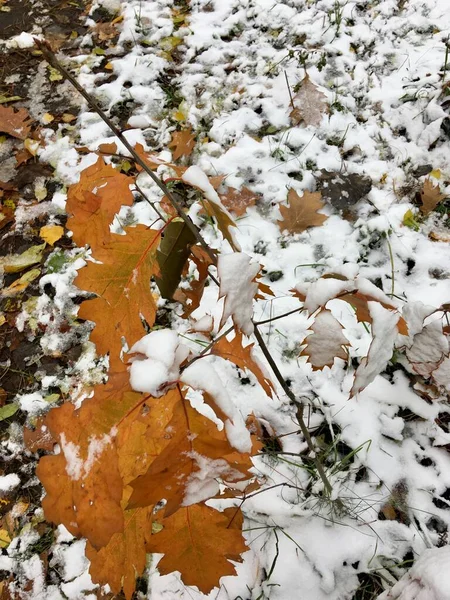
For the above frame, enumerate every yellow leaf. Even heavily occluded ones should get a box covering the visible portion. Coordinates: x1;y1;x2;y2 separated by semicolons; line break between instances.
430;168;441;179
104;62;113;70
0;529;11;548
24;138;40;156
62;113;77;123
2;268;41;297
48;66;63;81
42;112;54;124
0;244;45;274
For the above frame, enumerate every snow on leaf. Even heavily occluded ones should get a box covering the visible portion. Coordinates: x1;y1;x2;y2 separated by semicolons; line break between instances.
146;504;247;594
182;166;241;251
277;189;328;234
210;329;274;397
168;128;196;161
350;303;400;397
432;356;450;392
301;309;350;370
127;385;254;516
218;253;260;336
0;105;32;139
419;178;446;216
290;74;328;127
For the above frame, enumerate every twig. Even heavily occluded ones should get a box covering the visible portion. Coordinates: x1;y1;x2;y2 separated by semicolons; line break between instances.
134;181;166;222
386;236;395;297
284;71;295;111
253;325;333;495
35;39;217;265
181;325;234;370
254;307;303;326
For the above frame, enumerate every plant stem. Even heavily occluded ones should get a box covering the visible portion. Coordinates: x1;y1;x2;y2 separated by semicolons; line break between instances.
254;307;303;326
253;325;333;495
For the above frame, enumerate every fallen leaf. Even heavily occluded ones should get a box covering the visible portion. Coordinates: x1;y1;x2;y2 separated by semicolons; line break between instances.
0;403;18;422
301;309;350;370
15;147;32;166
0;105;32;139
219;186;257;216
290;74;328;127
168;128;196;161
0;244;45;274
2;268;40;297
419;178;446;215
146;504;247;593
277;189;328;234
23;417;56;452
40;224;64;246
0;529;11;548
24;138;40;156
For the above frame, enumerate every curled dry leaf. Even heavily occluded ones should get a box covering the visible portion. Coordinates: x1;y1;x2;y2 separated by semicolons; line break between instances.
419;178;446;216
301;309;350;370
290;74;328;128
277;188;328;234
0;105;32;139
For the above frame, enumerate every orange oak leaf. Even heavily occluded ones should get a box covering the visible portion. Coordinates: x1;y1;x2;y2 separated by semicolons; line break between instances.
175;245;214;317
211;329;274;397
36;371;138;548
277;189;328;234
419;178;446;216
0;105;32;139
66;157;134;249
76;225;161;367
220;186;258;216
301;309;350;370
127;385;255;516
169;128;196;161
86;507;153;600
146;504;247;593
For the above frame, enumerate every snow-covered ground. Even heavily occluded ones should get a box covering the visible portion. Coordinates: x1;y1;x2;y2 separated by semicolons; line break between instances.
3;0;450;598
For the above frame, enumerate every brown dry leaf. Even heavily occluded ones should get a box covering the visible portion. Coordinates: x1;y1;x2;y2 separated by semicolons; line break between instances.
420;178;446;215
301;309;349;370
339;291;408;335
76;225;161;369
290;74;328;127
40;225;64;246
168;128;196;161
146;504;247;593
128;385;255;516
15;147;32;166
23;417;56;453
0;105;32;139
219;186;258;216
203;197;240;250
93;22;119;41
277;188;328;234
66;156;135;249
178;246;214;317
211;329;274;397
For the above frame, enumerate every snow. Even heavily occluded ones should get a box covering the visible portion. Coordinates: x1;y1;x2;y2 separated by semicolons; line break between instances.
0;473;20;493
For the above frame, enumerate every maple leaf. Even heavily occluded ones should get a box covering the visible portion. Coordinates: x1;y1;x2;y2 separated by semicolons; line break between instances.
219;186;258;216
146;504;247;593
66;157;135;249
76;225;161;368
301;309;350;370
277;189;328;234
0;105;32;139
290;74;328;127
169;128;196;161
127;385;255;515
211;329;274;397
218;253;260;336
419;178;446;215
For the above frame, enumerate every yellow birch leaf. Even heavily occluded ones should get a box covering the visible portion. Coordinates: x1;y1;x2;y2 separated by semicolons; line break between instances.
40;225;64;246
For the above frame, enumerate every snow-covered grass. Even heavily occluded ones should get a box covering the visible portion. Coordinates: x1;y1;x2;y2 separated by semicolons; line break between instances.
3;0;450;599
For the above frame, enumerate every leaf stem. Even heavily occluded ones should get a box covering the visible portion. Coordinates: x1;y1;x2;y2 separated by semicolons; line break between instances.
254;307;303;326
